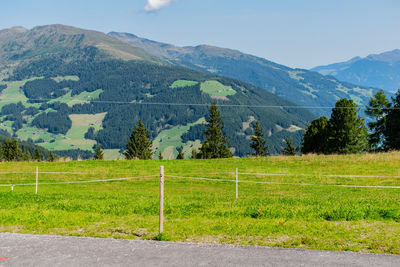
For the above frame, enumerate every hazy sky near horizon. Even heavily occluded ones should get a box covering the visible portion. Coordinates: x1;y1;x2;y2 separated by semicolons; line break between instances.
1;0;399;69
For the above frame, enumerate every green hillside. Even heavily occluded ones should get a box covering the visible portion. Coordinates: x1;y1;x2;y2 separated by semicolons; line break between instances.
110;32;379;117
0;25;315;158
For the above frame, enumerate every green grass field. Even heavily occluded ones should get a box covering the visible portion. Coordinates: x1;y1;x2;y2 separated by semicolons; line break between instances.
170;80;199;88
0;153;399;254
48;89;103;107
200;81;237;97
0;77;42;109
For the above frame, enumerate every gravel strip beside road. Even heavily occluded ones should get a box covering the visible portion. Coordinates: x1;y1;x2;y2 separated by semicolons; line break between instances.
0;233;399;266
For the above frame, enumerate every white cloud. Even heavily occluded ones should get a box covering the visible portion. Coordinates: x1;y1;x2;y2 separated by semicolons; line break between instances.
144;0;175;11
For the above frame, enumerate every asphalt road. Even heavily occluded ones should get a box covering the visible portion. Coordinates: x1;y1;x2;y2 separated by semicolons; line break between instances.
0;233;399;266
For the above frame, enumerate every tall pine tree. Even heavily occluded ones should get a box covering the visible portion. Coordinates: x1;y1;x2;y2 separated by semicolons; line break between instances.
47;152;56;162
94;142;104;160
176;147;185;159
198;103;232;159
191;148;197;159
327;99;368;154
365;89;390;151
2;138;22;161
33;148;41;162
282;137;298;156
124;120;153;160
250;120;268;157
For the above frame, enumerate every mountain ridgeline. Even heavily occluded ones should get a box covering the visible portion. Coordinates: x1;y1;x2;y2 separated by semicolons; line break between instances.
109;32;379;118
312;49;400;93
0;25;315;158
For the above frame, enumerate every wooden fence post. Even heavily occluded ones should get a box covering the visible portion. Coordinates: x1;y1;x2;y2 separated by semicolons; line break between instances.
159;166;164;234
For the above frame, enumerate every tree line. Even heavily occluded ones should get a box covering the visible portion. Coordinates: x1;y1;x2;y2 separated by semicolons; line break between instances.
302;90;400;154
2;90;399;162
114;90;400;161
0;138;56;162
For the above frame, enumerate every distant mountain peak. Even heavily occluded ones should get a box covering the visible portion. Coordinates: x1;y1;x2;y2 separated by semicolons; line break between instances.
312;49;400;92
366;49;400;63
109;32;138;38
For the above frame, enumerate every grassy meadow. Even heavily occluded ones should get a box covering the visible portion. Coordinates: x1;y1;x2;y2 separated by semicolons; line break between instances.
0;152;399;254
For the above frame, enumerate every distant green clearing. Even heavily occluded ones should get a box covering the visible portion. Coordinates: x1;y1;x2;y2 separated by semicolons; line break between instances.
170;80;199;89
39;136;76;151
51;75;80;83
153;117;206;159
0;120;12;134
0;77;42;109
337;85;349;94
182;140;202;157
16;126;56;142
16;126;72;151
288;71;305;81
48;89;103;107
23;113;107;152
348;94;363;106
299;83;318;98
0;152;399;254
103;149;123;160
200;80;236;97
62;113;106;150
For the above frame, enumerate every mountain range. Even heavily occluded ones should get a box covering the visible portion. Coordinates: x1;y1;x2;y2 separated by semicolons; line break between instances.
109;32;378;117
312;49;400;93
0;24;317;159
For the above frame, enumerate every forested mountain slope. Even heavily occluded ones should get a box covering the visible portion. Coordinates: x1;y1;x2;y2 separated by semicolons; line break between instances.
312;49;400;93
110;32;378;117
0;25;314;158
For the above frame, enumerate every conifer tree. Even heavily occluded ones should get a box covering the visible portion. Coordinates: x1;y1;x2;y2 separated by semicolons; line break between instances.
124;120;153;160
33;148;41;162
198;103;232;159
327;99;368;154
0;143;3;161
384;90;400;150
176;147;185;159
22;152;31;161
302;116;329;154
191;148;197;159
94;142;104;160
47;152;56;162
250;120;268;157
366;89;390;151
2;138;22;161
282;137;298;156
159;151;163;160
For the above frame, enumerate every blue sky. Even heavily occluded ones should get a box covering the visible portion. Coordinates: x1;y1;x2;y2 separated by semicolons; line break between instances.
1;0;399;68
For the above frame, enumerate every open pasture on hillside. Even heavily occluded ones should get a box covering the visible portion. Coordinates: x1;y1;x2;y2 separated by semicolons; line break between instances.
0;152;399;254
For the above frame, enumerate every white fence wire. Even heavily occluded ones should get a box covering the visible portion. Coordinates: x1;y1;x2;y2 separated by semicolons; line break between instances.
1;170;400;190
166;175;400;189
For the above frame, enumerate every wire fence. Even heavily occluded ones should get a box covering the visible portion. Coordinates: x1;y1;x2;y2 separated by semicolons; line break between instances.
1;168;400;190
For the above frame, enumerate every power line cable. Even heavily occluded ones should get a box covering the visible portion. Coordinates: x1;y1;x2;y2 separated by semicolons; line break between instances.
0;98;399;110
